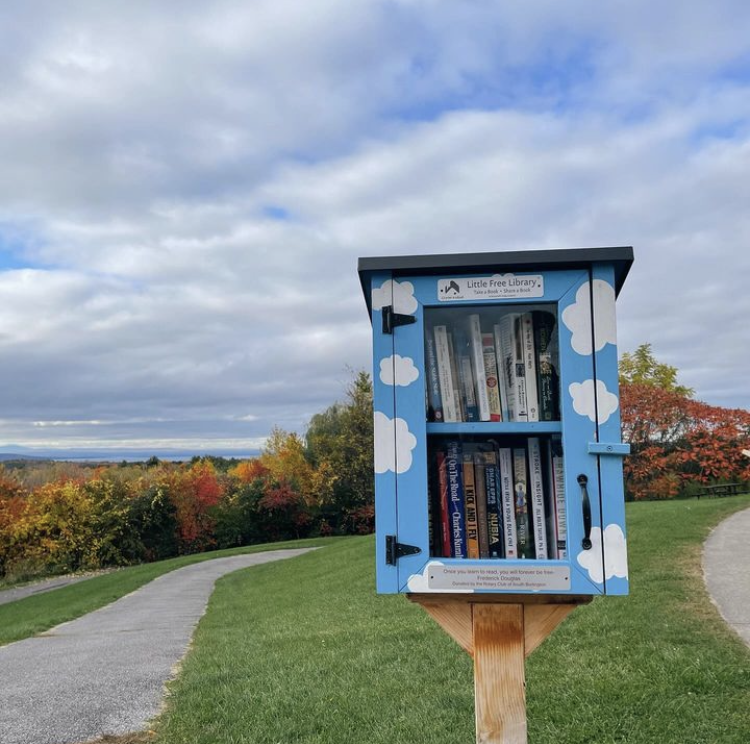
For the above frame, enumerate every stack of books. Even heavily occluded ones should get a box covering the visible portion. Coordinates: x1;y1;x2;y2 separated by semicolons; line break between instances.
425;310;560;423
429;437;567;561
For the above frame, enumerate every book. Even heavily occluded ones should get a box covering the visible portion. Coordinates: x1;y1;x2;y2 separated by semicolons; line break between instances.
482;333;503;421
462;451;480;558
497;447;518;559
434;325;461;422
521;313;539;422
471;447;491;558
445;441;467;558
513;447;534;558
436;450;452;557
552;445;567;559
533;311;560;421
527;438;548;559
424;325;444;422
496;316;517;420
512;315;529;421
447;331;465;421
468;314;491;421
483;451;504;558
454;328;479;422
493;324;511;421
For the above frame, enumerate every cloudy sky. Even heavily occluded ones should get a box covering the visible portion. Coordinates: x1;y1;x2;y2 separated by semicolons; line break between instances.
1;1;749;453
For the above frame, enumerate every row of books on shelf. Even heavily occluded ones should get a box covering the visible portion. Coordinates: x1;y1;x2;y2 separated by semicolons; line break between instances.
424;310;560;423
429;437;567;561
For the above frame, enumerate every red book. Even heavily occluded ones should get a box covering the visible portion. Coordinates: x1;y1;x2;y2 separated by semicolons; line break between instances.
437;450;452;557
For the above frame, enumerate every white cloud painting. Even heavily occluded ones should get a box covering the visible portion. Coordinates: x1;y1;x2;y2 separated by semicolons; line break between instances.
379;354;419;387
577;524;629;585
406;561;471;593
371;280;417;315
562;280;617;356
569;379;619;425
373;411;417;474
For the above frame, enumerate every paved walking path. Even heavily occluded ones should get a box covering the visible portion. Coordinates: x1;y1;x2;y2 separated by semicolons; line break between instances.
703;507;750;648
0;570;113;607
0;548;315;744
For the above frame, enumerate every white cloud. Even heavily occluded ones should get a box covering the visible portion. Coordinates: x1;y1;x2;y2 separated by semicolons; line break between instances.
569;379;619;425
406;560;471;593
373;411;417;474
576;524;628;584
561;280;617;356
379;354;419;387
371;279;417;314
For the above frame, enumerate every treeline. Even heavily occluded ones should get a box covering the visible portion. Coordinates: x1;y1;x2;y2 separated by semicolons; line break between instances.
0;372;374;581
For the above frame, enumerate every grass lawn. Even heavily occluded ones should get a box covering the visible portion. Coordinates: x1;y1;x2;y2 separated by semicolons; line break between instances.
151;496;750;744
0;538;339;646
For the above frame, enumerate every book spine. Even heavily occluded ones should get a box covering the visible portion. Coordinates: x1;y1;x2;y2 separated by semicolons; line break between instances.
481;451;504;558
468;314;491;421
513;447;534;558
424;325;444;422
434;325;460;422
447;331;465;422
497;447;518;559
446;441;467;558
493;324;511;422
512;315;529;422
521;313;539;422
553;451;567;559
454;328;479;422
527;438;548;559
472;450;490;559
436;450;452;557
498;316;517;421
482;333;503;421
462;453;480;558
533;311;559;422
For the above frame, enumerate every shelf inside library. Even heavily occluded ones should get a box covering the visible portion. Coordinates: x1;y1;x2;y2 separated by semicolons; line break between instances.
426;421;562;435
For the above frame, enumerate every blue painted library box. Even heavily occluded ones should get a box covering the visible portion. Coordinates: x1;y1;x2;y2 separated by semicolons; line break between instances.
358;247;634;597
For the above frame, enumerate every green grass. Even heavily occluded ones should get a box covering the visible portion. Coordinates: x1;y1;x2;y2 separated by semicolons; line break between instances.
0;538;339;646
152;496;750;744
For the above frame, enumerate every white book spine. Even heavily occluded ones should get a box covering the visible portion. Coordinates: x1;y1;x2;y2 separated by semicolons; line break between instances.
528;437;548;559
512;315;528;421
468;314;491;421
434;325;460;422
498;315;518;421
493;324;510;421
482;333;503;421
446;332;464;421
498;447;518;558
521;313;539;422
553;453;567;559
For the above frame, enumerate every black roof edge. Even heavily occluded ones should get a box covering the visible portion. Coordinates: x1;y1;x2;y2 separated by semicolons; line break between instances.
358;246;633;316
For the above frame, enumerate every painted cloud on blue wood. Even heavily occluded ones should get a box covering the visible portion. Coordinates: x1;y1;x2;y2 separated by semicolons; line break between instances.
406;561;471;593
561;280;617;355
371;279;418;314
373;411;417;474
379;354;419;386
569;379;619;424
577;524;628;584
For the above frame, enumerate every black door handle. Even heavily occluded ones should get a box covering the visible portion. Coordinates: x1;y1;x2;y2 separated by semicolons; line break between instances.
578;474;593;550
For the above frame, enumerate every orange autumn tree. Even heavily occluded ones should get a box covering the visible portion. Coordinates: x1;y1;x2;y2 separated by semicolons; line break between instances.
620;345;750;499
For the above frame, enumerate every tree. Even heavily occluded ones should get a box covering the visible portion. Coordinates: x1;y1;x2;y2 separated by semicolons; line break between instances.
619;343;694;397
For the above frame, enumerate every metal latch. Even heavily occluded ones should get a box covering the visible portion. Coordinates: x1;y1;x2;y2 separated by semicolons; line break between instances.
587;442;630;456
382;305;416;334
385;535;421;565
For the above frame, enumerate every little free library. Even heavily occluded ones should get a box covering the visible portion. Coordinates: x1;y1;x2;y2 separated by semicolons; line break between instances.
359;246;633;744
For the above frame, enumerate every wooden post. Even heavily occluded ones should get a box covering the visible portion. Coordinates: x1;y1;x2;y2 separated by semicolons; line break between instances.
473;603;526;744
409;594;589;744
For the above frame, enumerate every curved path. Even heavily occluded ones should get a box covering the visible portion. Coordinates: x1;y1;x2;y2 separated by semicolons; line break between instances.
0;548;315;744
703;507;750;648
0;571;113;607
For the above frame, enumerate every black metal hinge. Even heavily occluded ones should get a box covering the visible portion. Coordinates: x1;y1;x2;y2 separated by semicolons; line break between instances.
382;305;416;334
385;535;421;565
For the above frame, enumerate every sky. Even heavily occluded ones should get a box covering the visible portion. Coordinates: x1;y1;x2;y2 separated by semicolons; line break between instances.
0;1;749;454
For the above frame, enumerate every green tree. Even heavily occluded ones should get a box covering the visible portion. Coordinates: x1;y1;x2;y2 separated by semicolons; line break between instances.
306;370;374;532
619;343;694;397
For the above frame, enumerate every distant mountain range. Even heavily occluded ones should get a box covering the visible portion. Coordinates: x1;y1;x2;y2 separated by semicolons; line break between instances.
0;445;261;463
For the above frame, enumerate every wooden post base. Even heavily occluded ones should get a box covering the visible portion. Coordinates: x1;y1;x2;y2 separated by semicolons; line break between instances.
409;594;589;744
